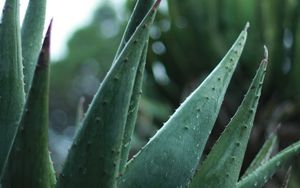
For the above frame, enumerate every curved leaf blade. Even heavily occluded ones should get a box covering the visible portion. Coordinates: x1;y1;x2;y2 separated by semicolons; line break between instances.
237;140;300;188
117;0;157;175
113;0;155;61
119;24;249;188
119;43;148;174
0;0;25;175
56;2;160;188
188;47;268;188
242;133;278;178
1;22;56;188
22;0;47;94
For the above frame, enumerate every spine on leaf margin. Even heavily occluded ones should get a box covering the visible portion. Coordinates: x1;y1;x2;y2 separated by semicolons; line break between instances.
22;0;47;94
118;23;249;188
188;46;268;188
56;2;160;188
0;0;25;177
1;21;56;188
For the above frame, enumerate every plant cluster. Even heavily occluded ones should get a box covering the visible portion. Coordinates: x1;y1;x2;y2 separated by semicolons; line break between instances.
0;0;300;188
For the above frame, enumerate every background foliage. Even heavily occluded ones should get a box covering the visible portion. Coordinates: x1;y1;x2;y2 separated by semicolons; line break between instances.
49;0;300;187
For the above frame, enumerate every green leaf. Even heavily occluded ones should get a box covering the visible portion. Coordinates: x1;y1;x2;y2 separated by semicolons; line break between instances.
116;0;156;175
119;43;148;174
56;2;160;188
237;140;300;188
188;47;268;188
242;133;278;178
113;0;155;61
0;0;25;176
1;22;56;188
118;23;249;188
21;0;47;94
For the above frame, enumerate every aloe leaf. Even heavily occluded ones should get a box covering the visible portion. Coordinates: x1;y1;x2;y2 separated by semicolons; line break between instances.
119;43;148;175
242;133;278;178
117;0;156;174
118;23;249;188
237;140;300;188
188;47;268;188
21;0;46;94
56;2;160;188
1;22;56;188
113;0;155;61
0;0;25;175
116;0;156;174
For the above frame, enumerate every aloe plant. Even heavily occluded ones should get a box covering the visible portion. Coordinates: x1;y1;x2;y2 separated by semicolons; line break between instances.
1;0;300;188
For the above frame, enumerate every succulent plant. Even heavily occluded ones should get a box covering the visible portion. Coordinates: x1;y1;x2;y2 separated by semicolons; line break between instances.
0;0;300;188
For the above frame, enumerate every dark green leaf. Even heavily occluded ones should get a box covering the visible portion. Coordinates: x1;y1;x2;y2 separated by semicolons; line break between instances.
1;22;56;188
0;0;25;176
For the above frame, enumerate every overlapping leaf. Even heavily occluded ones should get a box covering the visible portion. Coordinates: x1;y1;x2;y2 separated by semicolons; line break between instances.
56;1;160;188
189;48;268;188
242;133;278;178
21;0;47;94
1;22;56;188
119;43;148;174
237;140;300;188
119;24;249;188
0;0;25;176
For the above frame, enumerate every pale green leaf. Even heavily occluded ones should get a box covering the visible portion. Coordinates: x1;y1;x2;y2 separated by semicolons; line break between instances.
188;47;268;188
118;23;249;188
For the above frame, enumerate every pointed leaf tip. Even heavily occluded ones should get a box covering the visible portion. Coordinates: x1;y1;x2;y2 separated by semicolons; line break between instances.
37;20;52;68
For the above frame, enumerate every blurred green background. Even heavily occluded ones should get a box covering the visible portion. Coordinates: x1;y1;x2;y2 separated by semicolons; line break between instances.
48;0;300;187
